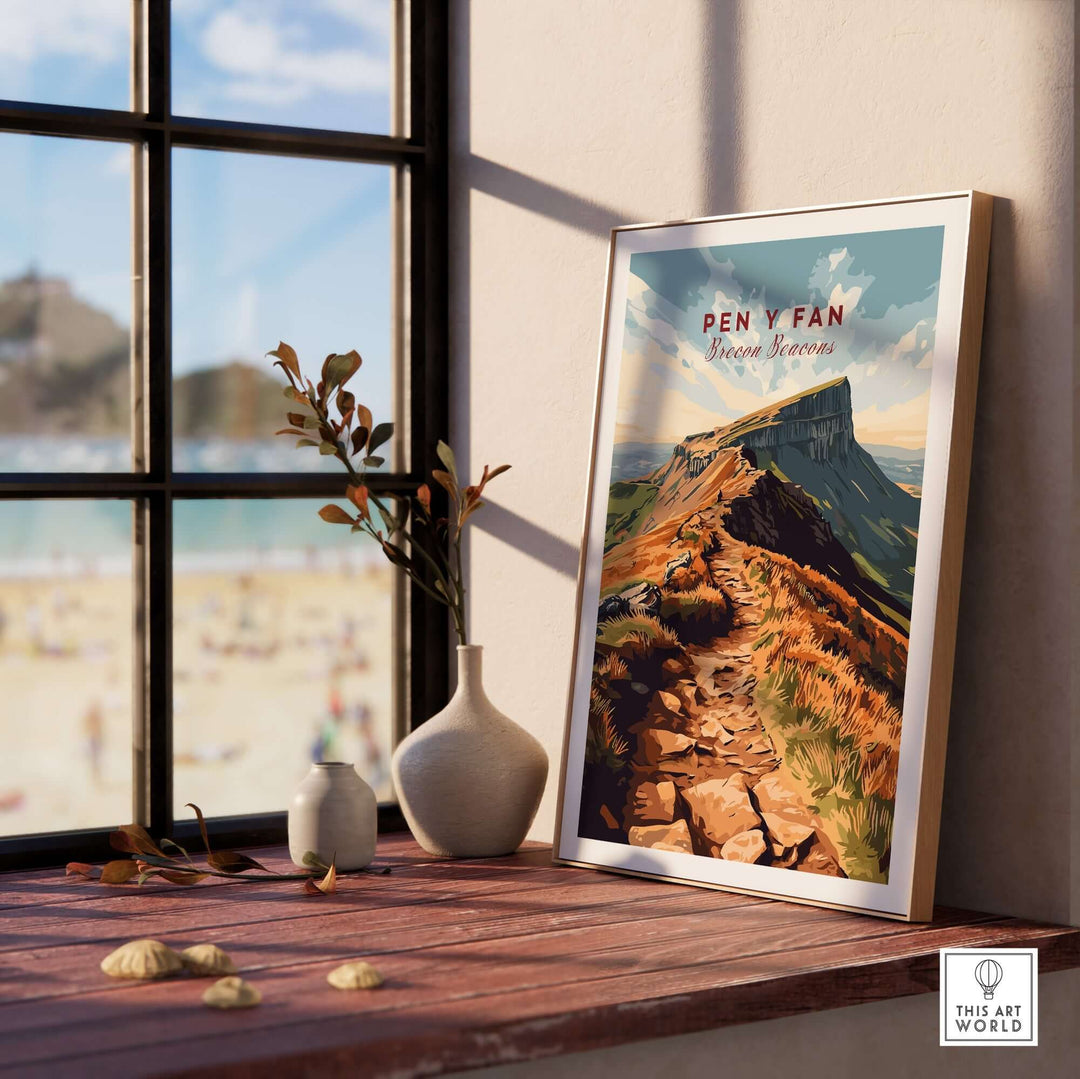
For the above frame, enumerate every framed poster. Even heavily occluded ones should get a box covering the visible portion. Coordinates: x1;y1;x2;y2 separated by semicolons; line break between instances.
554;192;992;921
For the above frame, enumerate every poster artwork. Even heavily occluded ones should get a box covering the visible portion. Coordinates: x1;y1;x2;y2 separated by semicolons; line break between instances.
579;227;945;883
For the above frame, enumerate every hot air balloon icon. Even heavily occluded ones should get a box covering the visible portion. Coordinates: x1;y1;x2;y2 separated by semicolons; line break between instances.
974;958;1004;1000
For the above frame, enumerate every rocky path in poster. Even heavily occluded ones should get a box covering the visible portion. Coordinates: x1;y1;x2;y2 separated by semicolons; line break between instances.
624;540;844;875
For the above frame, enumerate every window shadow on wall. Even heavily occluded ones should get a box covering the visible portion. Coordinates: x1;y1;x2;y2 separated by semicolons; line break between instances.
451;0;739;579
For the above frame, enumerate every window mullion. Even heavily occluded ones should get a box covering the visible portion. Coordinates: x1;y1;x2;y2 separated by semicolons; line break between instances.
141;1;173;836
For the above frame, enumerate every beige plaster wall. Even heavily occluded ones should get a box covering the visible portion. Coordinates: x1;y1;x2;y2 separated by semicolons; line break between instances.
448;0;1076;929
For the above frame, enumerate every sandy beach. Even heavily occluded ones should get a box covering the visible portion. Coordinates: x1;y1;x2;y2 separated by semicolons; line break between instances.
0;561;395;839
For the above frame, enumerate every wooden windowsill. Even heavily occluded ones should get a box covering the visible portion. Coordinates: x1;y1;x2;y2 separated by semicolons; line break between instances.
1;834;1077;1077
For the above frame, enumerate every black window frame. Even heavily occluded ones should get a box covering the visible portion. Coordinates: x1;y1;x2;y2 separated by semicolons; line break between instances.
0;1;449;870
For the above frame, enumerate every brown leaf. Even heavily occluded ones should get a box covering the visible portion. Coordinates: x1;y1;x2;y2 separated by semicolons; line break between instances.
431;469;456;498
268;342;301;381
486;463;512;481
185;803;213;856
65;862;96;879
109;823;165;858
159;870;209;886
416;484;431;514
323;351;362;393
351;426;369;455
355;404;373;433
286;411;307;427
100;859;141;885
436;440;457;480
367;422;394;455
459;499;485;527
303;859;338;895
380;540;412;570
208;850;268;873
318;504;355;525
346;485;370;519
274;427;309;438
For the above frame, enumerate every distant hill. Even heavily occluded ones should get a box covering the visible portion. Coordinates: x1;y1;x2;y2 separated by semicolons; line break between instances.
0;272;284;438
862;443;925;462
610;441;676;482
866;446;925;492
172;361;288;440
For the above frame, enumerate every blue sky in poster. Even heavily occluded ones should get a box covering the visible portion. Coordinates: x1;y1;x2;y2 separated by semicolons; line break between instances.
0;1;392;409
619;226;945;450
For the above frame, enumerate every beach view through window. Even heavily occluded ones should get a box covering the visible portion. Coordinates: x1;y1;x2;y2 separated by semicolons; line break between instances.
172;500;394;820
0;2;398;837
0;501;134;836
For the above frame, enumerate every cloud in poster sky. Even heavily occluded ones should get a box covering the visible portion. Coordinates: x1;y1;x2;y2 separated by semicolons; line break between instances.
616;227;945;451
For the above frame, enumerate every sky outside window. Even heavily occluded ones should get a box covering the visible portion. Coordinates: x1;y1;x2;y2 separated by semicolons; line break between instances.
0;3;394;474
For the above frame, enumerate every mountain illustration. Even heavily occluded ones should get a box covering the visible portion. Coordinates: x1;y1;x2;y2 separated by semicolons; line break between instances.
0;271;284;438
584;377;912;883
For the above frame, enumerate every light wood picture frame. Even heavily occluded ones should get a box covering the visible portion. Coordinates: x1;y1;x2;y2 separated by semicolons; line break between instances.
554;192;992;921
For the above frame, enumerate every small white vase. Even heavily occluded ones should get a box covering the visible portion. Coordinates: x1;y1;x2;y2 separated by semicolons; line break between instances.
392;645;548;857
288;762;377;870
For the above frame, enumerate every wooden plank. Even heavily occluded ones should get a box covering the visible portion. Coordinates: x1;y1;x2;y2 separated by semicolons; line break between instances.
0;902;1000;1058
4;917;1073;1077
0;875;766;1003
0;851;591;949
178;922;1075;1079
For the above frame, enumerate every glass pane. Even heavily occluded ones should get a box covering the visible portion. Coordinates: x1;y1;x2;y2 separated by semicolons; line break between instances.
0;500;133;836
0;1;131;111
0;134;133;471
172;1;393;134
172;499;395;819
171;149;393;473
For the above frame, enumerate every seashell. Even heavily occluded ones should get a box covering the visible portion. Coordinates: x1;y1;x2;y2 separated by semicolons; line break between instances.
180;944;237;977
202;976;261;1009
327;960;384;990
101;938;184;980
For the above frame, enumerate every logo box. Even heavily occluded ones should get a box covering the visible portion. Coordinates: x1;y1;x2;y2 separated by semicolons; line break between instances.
939;948;1038;1046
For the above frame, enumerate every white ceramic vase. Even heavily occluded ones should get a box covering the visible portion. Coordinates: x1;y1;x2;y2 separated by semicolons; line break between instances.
288;761;377;870
392;645;548;857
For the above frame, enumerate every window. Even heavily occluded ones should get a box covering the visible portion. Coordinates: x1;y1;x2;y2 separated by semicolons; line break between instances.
0;2;448;868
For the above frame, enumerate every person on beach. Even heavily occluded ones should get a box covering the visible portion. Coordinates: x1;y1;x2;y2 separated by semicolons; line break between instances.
84;700;104;784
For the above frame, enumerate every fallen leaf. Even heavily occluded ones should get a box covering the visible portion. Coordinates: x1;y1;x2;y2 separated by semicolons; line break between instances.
208;850;268;873
100;860;142;885
303;860;337;895
65;862;96;879
109;824;165;858
159;870;209;886
185;803;213;856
